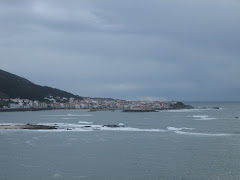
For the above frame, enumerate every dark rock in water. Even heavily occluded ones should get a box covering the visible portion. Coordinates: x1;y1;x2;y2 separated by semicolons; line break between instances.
123;109;158;112
170;102;194;110
198;107;220;110
201;107;208;109
67;128;72;130
235;117;239;119
82;126;92;128
0;124;57;130
22;124;57;130
102;124;125;128
103;125;118;127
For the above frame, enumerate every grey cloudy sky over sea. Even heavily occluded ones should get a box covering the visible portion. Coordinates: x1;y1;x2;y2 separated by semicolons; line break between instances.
0;0;240;101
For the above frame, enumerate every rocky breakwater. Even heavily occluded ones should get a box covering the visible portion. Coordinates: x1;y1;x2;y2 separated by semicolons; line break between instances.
0;123;57;130
169;102;193;110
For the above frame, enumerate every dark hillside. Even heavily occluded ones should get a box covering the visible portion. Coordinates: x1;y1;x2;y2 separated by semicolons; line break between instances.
0;69;82;100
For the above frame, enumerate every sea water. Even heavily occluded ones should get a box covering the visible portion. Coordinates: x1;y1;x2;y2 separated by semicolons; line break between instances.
1;102;240;180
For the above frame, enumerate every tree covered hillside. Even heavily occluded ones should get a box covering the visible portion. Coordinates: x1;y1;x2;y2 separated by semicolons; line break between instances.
0;69;82;100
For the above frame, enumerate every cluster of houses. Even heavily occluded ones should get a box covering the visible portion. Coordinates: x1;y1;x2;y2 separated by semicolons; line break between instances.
0;96;178;110
1;98;48;109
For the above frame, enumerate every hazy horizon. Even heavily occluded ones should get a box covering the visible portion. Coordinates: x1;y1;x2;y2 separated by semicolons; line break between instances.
1;0;240;101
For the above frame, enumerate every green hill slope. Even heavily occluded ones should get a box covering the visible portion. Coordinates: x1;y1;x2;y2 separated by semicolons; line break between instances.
0;69;82;100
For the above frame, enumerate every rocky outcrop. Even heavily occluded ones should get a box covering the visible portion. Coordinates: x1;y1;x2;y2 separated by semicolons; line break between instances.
170;102;193;110
102;124;125;128
0;123;57;130
123;109;158;112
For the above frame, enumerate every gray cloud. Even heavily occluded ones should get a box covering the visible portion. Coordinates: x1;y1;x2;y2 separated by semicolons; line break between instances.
0;0;240;101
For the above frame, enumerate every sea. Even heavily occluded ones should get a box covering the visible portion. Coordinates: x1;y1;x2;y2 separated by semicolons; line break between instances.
1;102;240;180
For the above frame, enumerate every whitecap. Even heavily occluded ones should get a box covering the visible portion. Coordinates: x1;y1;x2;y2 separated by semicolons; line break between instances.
35;128;94;132
194;118;217;120
167;127;194;131
163;108;221;113
118;123;125;126
165;126;231;137
42;114;93;117
37;123;85;128
36;123;165;132
78;121;93;124
188;115;217;120
100;126;166;132
0;123;24;125
175;131;232;136
192;115;208;118
67;114;93;117
162;109;202;113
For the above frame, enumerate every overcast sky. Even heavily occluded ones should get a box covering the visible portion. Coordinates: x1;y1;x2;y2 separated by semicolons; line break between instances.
1;0;240;101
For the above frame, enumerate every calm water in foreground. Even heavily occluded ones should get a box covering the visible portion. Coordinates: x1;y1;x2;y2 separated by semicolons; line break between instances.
1;102;240;180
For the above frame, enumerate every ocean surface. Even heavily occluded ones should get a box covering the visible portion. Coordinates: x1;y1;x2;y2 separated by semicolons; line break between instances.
1;102;240;180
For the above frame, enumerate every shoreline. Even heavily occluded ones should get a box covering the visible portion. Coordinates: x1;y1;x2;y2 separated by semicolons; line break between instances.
0;108;92;112
0;106;219;113
0;123;57;130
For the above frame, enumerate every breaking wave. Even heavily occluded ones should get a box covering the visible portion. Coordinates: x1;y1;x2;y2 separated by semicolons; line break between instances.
175;131;231;136
190;115;217;120
167;127;194;131
167;126;231;137
0;123;24;125
162;109;201;113
78;121;93;124
42;114;93;117
1;123;233;137
36;123;165;132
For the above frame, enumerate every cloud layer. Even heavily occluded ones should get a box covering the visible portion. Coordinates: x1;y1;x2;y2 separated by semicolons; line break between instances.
1;0;240;100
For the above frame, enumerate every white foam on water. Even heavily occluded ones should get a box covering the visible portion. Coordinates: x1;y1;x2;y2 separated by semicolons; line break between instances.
164;108;221;113
0;122;236;137
187;115;217;120
192;115;208;118
35;128;94;132
175;131;232;137
78;121;93;124
67;114;93;117
42;114;93;117
167;127;194;131
0;123;24;125
100;127;166;132
36;123;165;132
165;126;231;137
162;109;202;113
194;118;217;120
37;123;86;128
79;124;165;132
35;127;165;133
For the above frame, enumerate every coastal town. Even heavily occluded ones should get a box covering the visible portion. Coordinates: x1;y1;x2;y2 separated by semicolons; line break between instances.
0;96;192;112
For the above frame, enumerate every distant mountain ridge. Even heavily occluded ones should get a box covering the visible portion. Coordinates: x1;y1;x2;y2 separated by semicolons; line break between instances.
0;69;82;100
